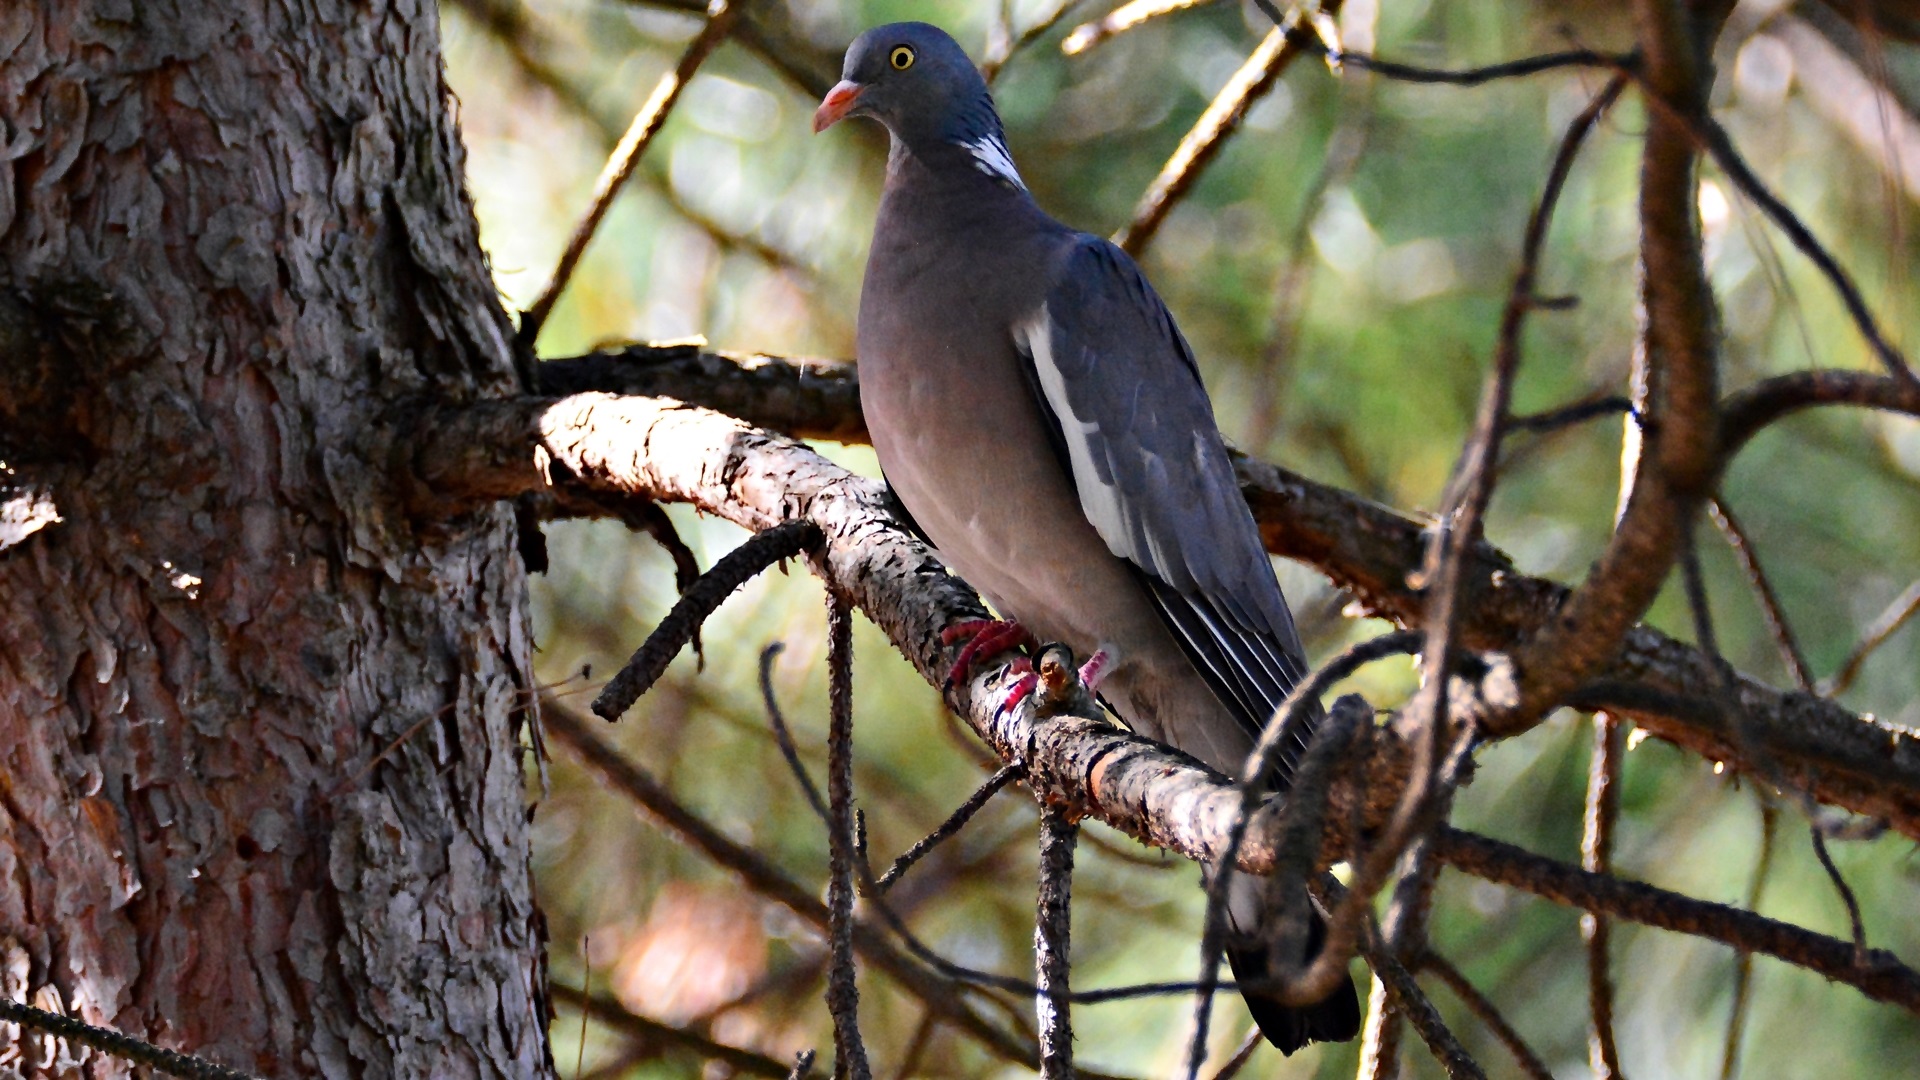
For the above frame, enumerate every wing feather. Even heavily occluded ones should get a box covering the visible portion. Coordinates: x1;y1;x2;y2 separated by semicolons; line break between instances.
1016;235;1319;780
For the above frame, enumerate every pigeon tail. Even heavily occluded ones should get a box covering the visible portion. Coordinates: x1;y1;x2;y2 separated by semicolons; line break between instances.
1224;909;1363;1055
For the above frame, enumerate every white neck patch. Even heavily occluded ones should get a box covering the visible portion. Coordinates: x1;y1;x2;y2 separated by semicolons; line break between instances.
961;134;1026;189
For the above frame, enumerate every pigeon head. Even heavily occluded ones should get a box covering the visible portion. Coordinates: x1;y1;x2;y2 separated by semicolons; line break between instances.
813;22;1019;184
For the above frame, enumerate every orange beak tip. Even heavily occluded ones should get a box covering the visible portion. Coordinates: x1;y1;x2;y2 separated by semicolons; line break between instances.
813;81;864;134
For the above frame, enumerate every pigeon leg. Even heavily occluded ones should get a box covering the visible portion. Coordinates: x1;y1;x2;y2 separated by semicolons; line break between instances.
1076;647;1112;693
940;618;1035;689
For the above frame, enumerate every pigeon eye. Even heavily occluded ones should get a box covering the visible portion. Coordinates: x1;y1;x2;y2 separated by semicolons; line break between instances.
890;45;915;70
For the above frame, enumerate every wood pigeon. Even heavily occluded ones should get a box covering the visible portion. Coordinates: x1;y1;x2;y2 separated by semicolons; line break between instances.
815;22;1361;1055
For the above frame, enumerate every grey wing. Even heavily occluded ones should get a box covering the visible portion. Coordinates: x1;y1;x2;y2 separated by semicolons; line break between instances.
1016;235;1316;777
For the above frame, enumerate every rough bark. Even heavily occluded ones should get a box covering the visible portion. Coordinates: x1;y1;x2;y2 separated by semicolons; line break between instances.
1;3;545;1077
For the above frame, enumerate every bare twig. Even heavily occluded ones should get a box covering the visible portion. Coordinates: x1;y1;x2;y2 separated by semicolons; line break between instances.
1582;712;1626;1080
1369;78;1629;1050
1415;68;1625;862
1361;838;1443;1080
1505;394;1635;435
1060;0;1215;55
1822;579;1920;697
1328;47;1626;85
1719;799;1778;1080
1207;1027;1262;1080
593;521;822;721
1504;5;1725;729
890;1012;936;1080
538;347;866;444
1432;827;1920;1014
1709;499;1814;690
540;696;1039;1067
1187;636;1416;1080
0;998;259;1080
1036;803;1079;1080
549;983;797;1078
1680;526;1871;960
825;594;873;1080
760;641;832;824
1717;368;1920;462
631;497;705;596
1114;6;1333;256
519;0;745;345
1347;907;1487;1080
982;0;1086;82
1696;114;1918;385
1356;974;1401;1080
869;764;1024;895
1415;953;1554;1080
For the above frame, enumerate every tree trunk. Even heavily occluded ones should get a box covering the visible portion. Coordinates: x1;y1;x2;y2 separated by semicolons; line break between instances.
0;2;547;1076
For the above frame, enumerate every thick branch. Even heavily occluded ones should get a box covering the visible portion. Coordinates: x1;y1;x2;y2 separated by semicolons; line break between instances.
416;392;1412;870
415;392;1920;1020
478;376;1920;837
1432;828;1920;1014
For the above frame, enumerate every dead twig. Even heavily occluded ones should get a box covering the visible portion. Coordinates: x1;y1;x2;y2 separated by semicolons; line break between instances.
593;521;822;721
1036;803;1079;1079
1582;712;1626;1080
1696;114;1918;385
1357;974;1400;1080
1206;1027;1262;1080
1328;47;1626;85
1432;827;1920;1013
1346;905;1487;1080
0;999;259;1080
541;696;1039;1067
1822;579;1920;697
1187;632;1415;1080
867;764;1024;896
1504;394;1635;435
1679;528;1870;959
1114;5;1334;256
1060;0;1215;55
1719;799;1778;1080
519;0;745;346
760;641;832;825
1717;369;1920;463
983;0;1086;82
1708;499;1814;691
825;594;873;1080
1503;5;1725;730
549;983;797;1078
1415;952;1554;1080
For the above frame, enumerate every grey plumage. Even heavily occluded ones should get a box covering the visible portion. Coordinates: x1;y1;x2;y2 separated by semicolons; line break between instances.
818;21;1359;1054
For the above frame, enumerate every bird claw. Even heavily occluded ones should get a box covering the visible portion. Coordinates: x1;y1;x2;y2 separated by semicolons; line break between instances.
941;618;1034;689
994;657;1038;718
1027;643;1104;717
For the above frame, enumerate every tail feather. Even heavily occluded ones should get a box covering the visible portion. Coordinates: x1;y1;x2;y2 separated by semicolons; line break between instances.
1225;937;1361;1054
1224;882;1361;1054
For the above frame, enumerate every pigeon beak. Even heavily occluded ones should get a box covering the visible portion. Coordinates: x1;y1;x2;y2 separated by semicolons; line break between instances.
812;80;865;133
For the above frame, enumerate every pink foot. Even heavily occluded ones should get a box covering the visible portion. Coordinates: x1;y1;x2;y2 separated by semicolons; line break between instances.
1077;648;1112;694
996;657;1038;717
940;618;1034;689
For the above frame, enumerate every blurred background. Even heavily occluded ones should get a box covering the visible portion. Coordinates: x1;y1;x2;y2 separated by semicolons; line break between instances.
440;0;1920;1075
